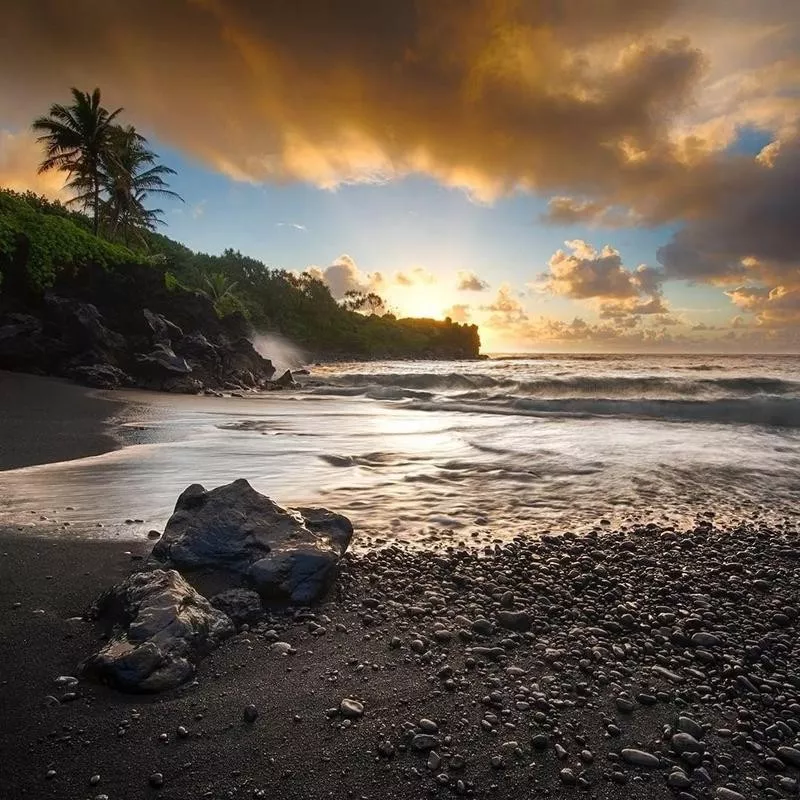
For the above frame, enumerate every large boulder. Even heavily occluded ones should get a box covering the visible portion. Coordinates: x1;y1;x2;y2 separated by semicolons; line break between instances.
0;313;58;371
82;569;234;692
44;294;126;354
135;343;192;375
151;479;354;604
143;308;183;346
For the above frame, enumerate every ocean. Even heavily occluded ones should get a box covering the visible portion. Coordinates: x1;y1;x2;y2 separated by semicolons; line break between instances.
1;353;799;544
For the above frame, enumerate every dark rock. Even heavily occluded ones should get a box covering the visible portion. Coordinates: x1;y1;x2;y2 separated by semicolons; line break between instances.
44;294;126;354
497;610;531;632
620;749;660;768
339;698;364;719
274;369;296;388
68;364;133;389
81;569;234;692
210;589;265;626
135;343;192;375
161;375;203;394
143;309;183;346
411;734;439;751
151;479;354;605
0;313;58;370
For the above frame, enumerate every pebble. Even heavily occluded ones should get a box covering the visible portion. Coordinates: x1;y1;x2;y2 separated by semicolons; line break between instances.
715;789;745;800
621;749;660;768
339;698;364;719
411;734;439;751
243;704;259;723
149;772;164;788
778;746;800;768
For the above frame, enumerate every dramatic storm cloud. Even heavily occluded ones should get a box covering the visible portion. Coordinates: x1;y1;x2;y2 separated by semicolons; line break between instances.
1;0;799;349
0;0;704;200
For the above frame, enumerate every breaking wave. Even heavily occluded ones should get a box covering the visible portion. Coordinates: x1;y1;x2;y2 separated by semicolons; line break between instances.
306;369;800;426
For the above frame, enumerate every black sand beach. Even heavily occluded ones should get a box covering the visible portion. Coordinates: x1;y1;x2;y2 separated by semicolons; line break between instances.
2;373;800;800
0;371;120;470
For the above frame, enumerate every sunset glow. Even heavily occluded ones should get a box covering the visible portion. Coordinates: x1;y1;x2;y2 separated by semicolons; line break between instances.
0;1;798;351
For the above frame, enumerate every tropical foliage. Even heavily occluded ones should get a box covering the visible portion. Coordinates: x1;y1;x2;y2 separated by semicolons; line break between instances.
0;189;481;357
0;189;138;291
2;86;481;357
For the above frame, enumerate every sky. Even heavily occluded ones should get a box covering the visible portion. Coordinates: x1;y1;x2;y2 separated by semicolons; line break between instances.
0;0;799;352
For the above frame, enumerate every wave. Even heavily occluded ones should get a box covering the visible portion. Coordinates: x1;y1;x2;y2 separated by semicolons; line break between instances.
316;372;800;400
408;396;800;428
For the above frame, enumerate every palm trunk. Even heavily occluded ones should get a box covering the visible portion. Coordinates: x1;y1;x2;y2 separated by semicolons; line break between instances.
93;174;99;236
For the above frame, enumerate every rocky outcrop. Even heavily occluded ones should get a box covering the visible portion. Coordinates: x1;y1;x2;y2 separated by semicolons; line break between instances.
0;268;280;393
151;479;354;605
81;569;234;692
67;363;134;389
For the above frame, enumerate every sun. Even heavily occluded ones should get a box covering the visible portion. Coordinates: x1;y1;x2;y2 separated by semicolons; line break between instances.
388;286;448;319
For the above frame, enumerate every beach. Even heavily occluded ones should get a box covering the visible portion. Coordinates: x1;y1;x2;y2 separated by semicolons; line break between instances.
0;371;122;470
2;366;800;799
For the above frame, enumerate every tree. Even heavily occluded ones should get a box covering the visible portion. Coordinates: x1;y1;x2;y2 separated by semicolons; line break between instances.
342;290;386;315
202;271;243;316
101;125;182;246
32;88;122;234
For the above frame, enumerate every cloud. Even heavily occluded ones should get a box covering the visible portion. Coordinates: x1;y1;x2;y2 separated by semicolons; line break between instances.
0;130;70;199
456;271;490;291
0;0;711;203
276;221;306;231
394;267;435;287
657;137;800;286
3;0;797;346
481;284;528;326
541;241;665;319
541;197;639;228
726;284;800;328
443;304;472;323
304;254;384;299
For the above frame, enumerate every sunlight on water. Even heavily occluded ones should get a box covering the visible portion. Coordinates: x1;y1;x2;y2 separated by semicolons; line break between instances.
1;354;799;545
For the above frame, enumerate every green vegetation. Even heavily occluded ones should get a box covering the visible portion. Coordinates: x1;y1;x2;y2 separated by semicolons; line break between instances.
0;189;138;291
0;188;481;358
0;85;480;359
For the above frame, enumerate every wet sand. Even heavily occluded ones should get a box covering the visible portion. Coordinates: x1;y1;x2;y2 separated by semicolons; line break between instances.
0;371;121;470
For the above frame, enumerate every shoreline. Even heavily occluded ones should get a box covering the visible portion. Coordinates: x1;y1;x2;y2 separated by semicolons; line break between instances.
2;518;800;799
0;371;122;471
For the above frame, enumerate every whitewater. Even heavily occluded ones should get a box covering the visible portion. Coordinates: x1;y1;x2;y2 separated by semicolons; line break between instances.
1;353;798;544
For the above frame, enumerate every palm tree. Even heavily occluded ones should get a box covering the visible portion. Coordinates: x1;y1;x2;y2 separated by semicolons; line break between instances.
32;88;122;234
202;272;239;303
101;125;182;246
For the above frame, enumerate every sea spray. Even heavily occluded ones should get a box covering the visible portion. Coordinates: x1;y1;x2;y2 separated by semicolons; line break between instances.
251;333;308;373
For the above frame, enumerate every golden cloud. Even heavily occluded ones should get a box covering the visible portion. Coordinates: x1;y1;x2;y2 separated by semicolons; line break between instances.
539;240;667;324
0;131;69;199
304;255;384;299
0;0;705;203
456;271;490;291
2;0;798;341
